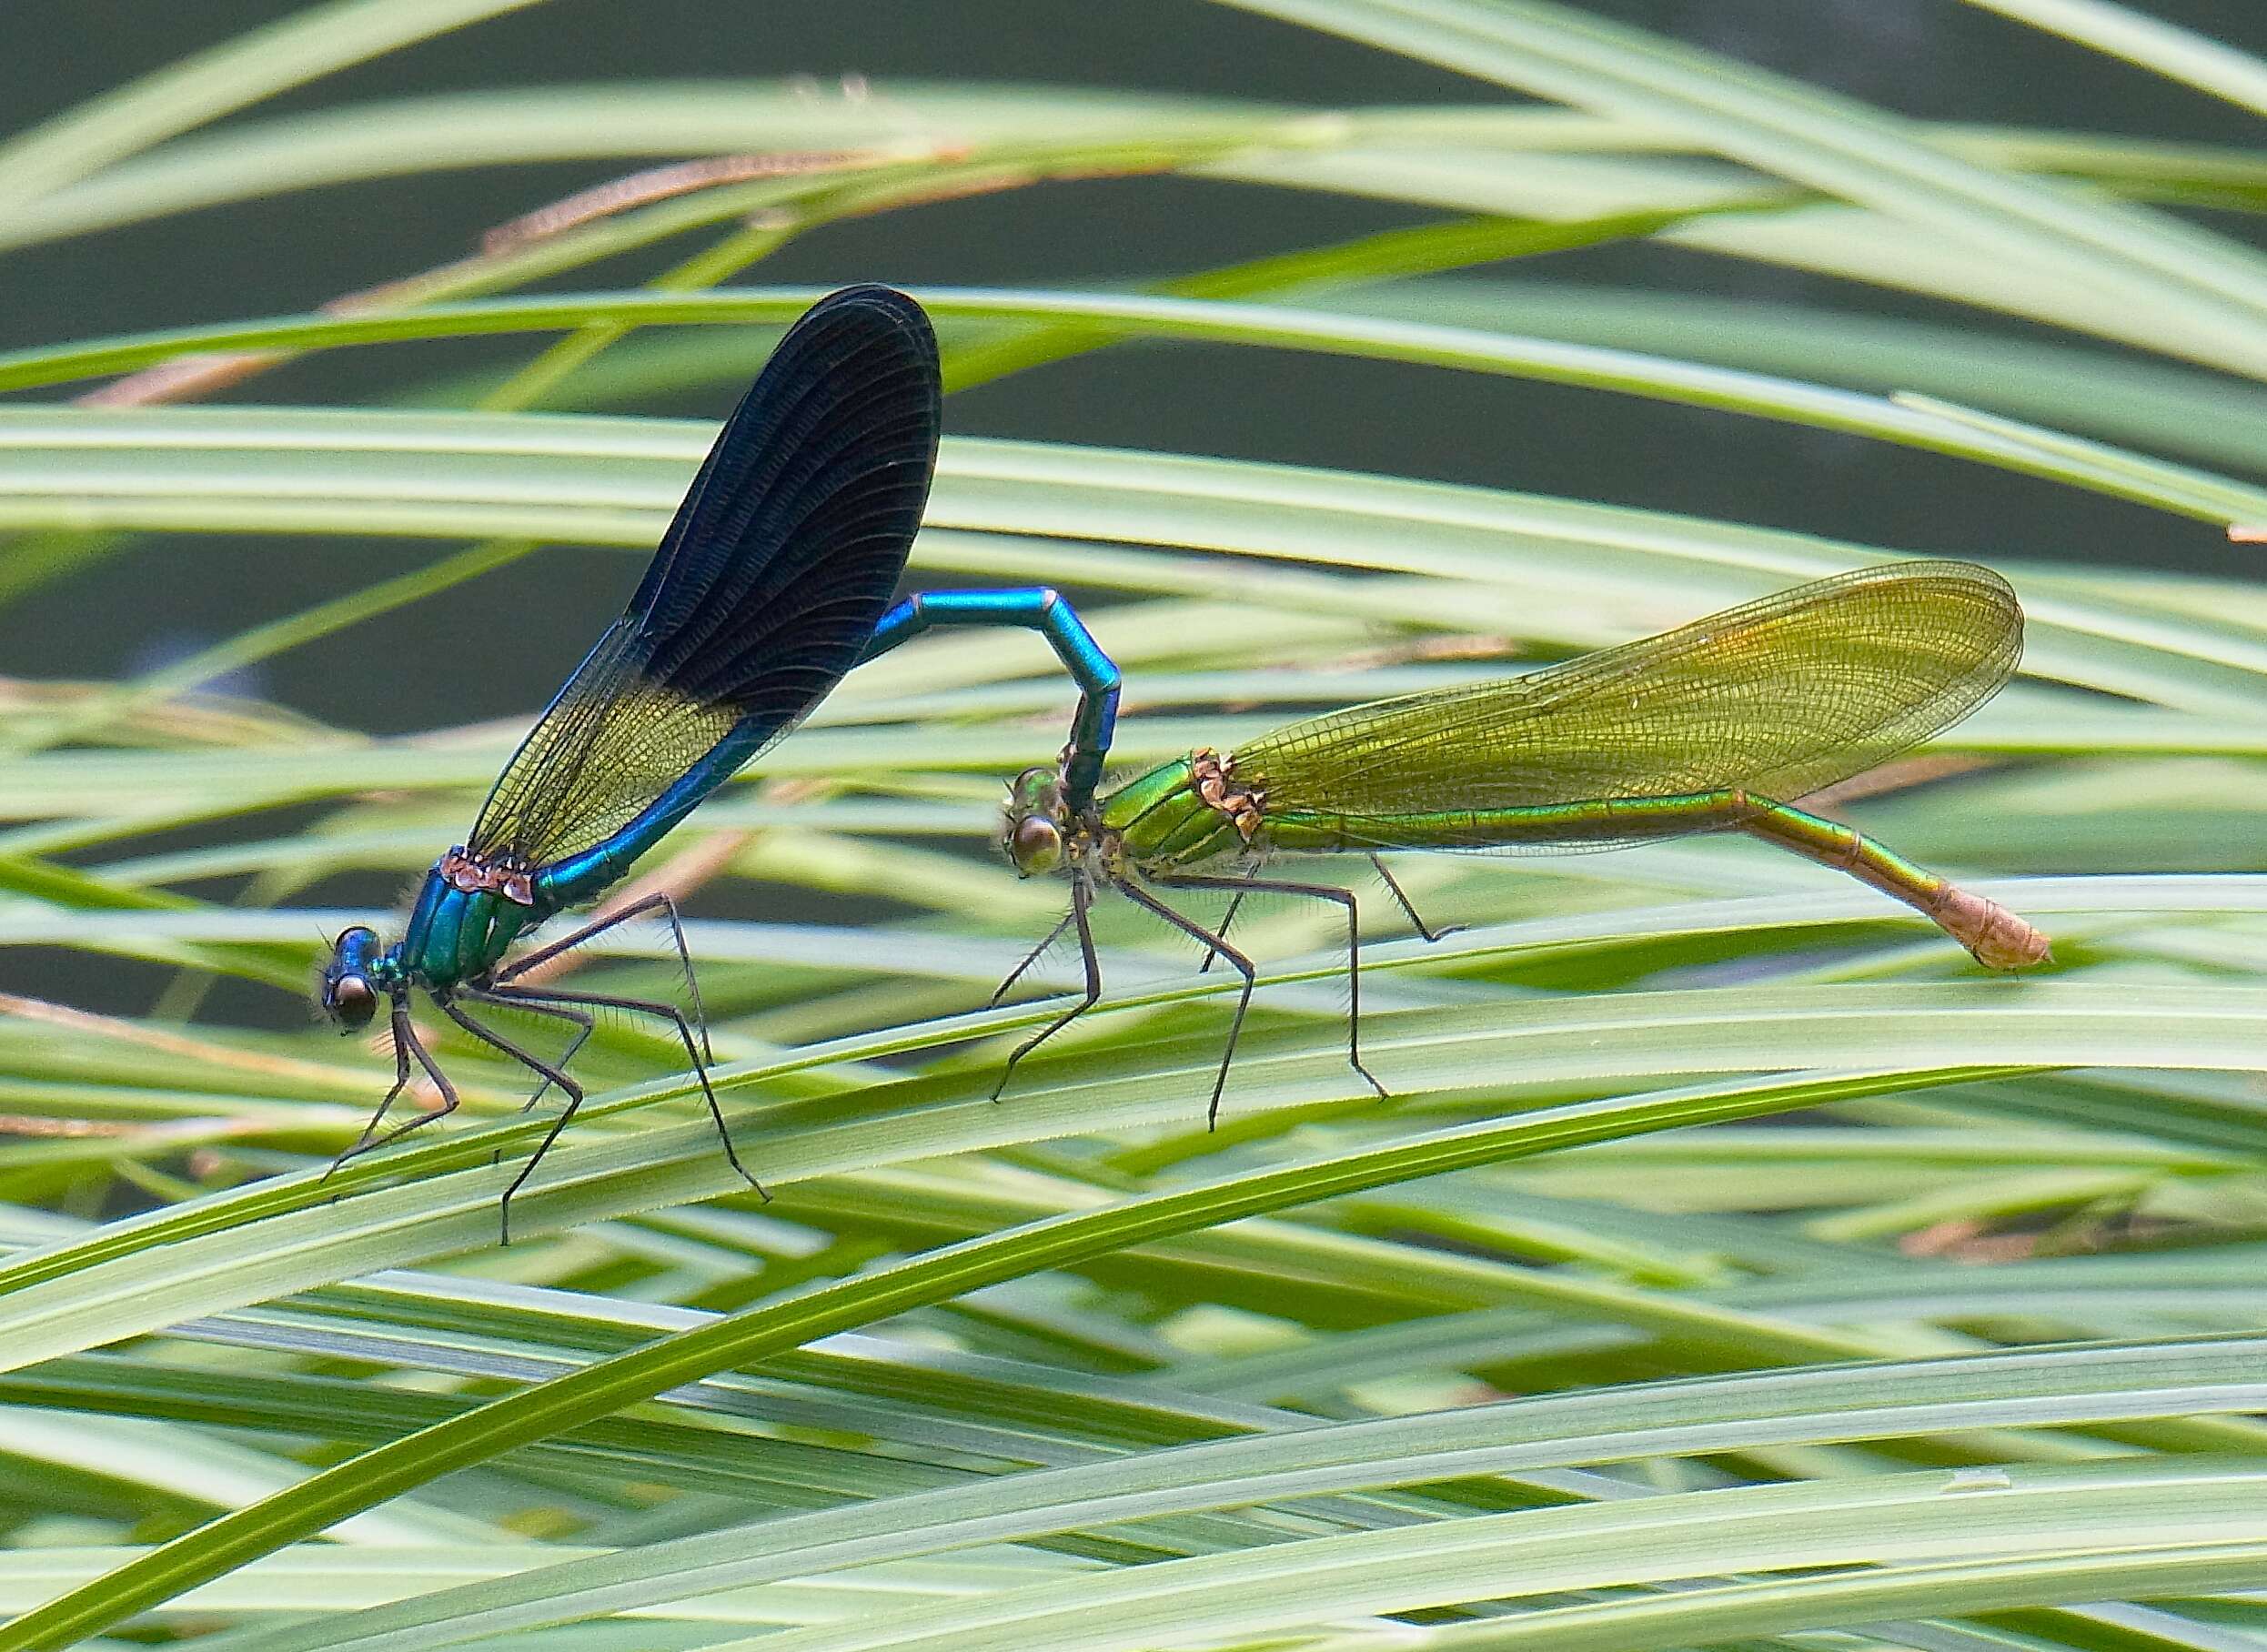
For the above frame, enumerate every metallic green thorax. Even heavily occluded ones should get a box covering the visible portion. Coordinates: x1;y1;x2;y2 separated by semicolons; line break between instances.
1101;758;1232;869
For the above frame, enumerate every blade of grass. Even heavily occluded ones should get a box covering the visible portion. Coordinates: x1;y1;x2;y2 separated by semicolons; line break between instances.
0;0;551;215
1211;0;2267;376
938;199;1800;393
0;1064;2125;1650
0;290;2262;522
458;1460;2267;1652
1953;0;2267;119
1331;277;2267;476
213;1335;2267;1652
1374;1542;2267;1652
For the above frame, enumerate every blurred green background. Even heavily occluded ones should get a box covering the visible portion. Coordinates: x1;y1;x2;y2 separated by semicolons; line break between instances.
5;0;2262;742
9;6;2267;1648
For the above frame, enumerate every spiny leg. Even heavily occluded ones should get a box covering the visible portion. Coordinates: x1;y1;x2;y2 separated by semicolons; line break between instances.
1194;862;1262;976
1117;877;1256;1129
437;994;587;1245
327;995;461;1174
994;876;1099;1102
1199;858;1441;975
988;909;1076;1011
1370;854;1461;944
456;989;591;1169
497;891;714;1063
325;993;415;1180
1160;871;1386;1102
465;989;595;1113
482;981;761;1196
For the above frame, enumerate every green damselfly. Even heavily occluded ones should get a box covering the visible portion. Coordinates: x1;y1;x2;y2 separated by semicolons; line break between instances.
996;560;2050;1119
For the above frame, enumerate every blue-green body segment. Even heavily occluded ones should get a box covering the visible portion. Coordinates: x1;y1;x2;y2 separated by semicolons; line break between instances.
376;587;1122;992
387;868;546;992
861;587;1120;811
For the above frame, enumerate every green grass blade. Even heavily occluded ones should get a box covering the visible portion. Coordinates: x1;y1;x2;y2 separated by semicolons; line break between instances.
1;293;2262;522
215;1336;2267;1652
1954;0;2267;118
1385;1545;2267;1652
0;0;551;216
0;1066;1937;1647
1212;0;2267;377
579;1460;2267;1652
1331;278;2267;476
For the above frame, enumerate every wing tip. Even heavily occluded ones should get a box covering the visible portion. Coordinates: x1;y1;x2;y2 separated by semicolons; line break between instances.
801;283;938;359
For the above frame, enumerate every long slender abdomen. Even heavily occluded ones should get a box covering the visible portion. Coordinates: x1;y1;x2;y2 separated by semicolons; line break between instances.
1267;791;2049;970
1263;798;1656;855
1734;795;2050;969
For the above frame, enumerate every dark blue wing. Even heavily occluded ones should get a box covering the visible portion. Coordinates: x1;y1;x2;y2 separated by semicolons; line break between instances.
467;286;939;868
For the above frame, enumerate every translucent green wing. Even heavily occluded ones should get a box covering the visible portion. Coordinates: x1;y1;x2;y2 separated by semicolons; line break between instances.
467;285;939;871
1234;562;2020;824
466;619;742;868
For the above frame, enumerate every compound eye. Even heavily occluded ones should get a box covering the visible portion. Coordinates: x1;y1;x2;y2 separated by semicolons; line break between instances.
1005;765;1056;809
1008;815;1063;877
326;974;378;1032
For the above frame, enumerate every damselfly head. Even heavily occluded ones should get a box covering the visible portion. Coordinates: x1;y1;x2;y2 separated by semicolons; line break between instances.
1001;765;1068;877
320;925;382;1032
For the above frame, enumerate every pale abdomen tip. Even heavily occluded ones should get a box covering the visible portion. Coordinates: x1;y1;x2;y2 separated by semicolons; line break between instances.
1937;886;2052;971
